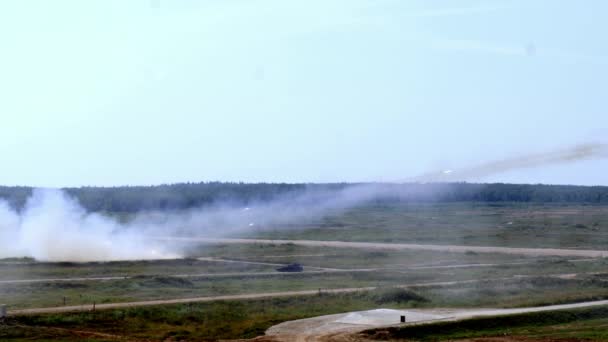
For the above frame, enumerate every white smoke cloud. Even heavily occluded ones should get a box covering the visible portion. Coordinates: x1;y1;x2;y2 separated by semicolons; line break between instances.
0;200;22;258
0;142;606;262
0;189;175;262
0;184;406;262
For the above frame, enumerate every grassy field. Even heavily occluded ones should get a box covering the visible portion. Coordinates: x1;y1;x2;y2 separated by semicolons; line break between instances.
5;264;608;310
3;244;608;310
0;258;277;281
3;202;608;340
1;289;429;341
246;202;608;249
189;242;559;269
5;282;608;341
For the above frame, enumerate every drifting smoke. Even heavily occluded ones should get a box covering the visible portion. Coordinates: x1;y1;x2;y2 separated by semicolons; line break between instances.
0;186;382;262
0;143;606;262
0;189;175;262
409;143;608;182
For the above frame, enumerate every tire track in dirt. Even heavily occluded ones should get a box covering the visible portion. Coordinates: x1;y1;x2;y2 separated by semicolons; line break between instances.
163;237;608;258
8;272;599;316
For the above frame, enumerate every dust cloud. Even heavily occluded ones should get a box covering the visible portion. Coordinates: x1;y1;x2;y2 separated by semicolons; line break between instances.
0;189;175;262
0;142;606;262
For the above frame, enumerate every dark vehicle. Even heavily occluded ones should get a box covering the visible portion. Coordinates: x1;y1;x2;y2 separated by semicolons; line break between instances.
276;263;303;272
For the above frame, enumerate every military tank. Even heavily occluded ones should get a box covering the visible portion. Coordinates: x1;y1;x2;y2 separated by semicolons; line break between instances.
276;263;303;272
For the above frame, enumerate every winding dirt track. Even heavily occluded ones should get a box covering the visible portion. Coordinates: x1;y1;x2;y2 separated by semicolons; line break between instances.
9;287;376;316
2;256;597;285
164;237;608;258
4;277;517;316
0;269;376;285
7;272;596;316
9;238;608;340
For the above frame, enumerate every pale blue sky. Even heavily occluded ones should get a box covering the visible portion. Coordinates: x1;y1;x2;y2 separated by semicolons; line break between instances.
1;0;606;187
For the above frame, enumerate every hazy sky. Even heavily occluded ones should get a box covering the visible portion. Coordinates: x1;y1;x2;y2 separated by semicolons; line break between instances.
1;0;606;187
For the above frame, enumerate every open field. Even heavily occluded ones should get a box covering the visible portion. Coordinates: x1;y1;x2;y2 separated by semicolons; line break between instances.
2;290;426;341
4;0;607;336
0;258;278;281
172;237;608;258
3;202;608;340
245;203;608;249
5;285;608;341
4;242;608;310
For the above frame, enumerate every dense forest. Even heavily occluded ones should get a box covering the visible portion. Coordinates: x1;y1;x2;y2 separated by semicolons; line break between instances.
0;182;607;213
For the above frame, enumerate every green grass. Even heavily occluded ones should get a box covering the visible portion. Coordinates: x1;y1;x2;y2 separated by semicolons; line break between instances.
8;285;608;341
4;241;608;311
192;242;555;269
0;269;449;309
6;277;608;341
5;202;608;340
245;202;608;249
0;258;277;281
5;257;608;310
414;276;608;308
0;324;110;342
3;289;428;341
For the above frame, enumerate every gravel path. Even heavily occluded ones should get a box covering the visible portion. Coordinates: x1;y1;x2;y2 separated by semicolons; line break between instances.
163;237;608;258
0;269;376;285
8;287;375;316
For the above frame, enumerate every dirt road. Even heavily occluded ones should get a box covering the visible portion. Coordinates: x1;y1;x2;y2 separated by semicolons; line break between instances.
162;237;608;258
196;256;342;271
0;268;378;285
2;277;519;316
8;272;593;316
8;287;376;316
3;256;596;285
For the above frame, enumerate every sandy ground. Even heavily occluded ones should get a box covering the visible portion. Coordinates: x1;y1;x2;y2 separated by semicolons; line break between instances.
260;300;608;341
163;237;608;258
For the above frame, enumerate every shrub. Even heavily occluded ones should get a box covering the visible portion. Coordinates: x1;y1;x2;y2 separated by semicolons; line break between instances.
373;288;428;304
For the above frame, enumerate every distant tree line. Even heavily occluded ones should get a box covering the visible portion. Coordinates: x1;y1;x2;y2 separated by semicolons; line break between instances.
1;182;608;213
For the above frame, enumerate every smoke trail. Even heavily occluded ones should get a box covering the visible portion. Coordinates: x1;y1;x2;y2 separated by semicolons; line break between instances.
0;142;606;262
0;185;389;261
408;143;608;182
